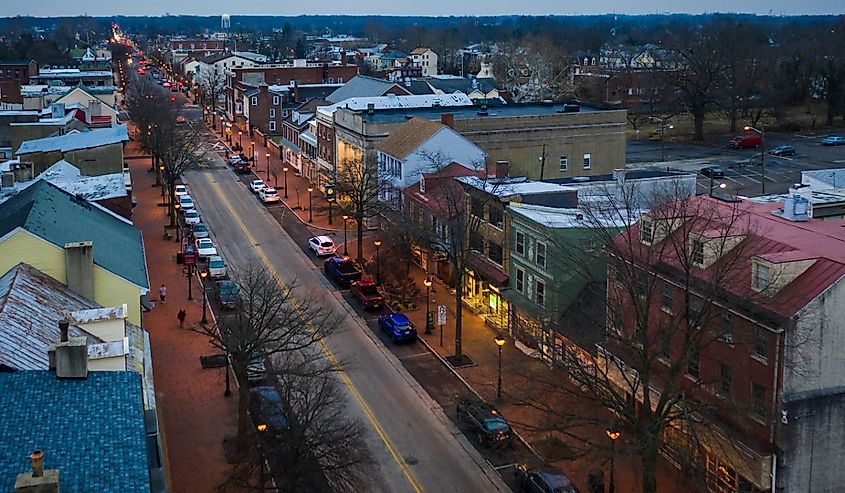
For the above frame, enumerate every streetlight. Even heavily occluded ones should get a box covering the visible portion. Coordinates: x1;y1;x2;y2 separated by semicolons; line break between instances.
223;348;232;397
424;278;433;334
374;240;382;284
283;166;289;197
238;130;243;149
307;187;313;223
173;203;181;243
744;125;766;194
266;152;271;180
200;268;209;325
606;430;621;493
251;140;256;162
495;335;506;400
342;215;349;255
709;180;727;196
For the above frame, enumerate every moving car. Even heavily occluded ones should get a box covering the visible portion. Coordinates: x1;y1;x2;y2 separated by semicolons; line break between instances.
351;279;385;309
323;256;363;287
214;280;240;309
174;184;189;198
250;386;289;434
514;464;579;493
821;135;845;146
195;238;217;257
191;223;209;239
308;236;337;257
235;161;252;174
258;187;280;203
207;255;227;279
377;313;417;343
250;179;267;193
769;144;796;156
178;195;195;212
728;134;762;149
700;166;725;178
184;209;201;225
456;399;512;447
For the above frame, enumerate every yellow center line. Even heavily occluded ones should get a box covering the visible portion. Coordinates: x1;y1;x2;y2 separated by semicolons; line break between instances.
207;177;424;493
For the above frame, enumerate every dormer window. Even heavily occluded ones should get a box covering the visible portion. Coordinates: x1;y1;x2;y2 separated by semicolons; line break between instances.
754;262;771;291
419;175;425;194
640;219;654;244
691;238;705;266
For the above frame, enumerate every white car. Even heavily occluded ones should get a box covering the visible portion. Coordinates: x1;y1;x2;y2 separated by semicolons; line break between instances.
308;235;337;257
250;180;266;193
174;184;189;198
259;187;280;203
207;255;227;279
178;195;195;212
184;209;201;225
195;238;217;257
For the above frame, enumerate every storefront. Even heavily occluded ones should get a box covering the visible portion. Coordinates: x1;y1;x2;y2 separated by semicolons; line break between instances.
464;254;509;330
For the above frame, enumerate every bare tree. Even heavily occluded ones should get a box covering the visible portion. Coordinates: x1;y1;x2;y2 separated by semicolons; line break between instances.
197;66;227;129
334;152;391;266
493;36;575;102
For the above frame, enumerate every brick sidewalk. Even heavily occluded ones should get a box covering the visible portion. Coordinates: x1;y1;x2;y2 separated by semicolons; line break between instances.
127;128;239;493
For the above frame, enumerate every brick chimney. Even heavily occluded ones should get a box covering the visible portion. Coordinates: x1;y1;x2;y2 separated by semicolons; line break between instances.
14;450;60;493
440;113;454;129
64;241;94;301
341;51;347;65
495;160;509;178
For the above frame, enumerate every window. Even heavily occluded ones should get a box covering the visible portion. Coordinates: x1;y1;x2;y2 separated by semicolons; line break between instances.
559;155;568;172
687;346;700;379
338;77;343;83
471;198;484;218
689;298;703;322
536;242;546;268
515;231;525;255
658;331;671;359
720;313;734;344
270;108;276;118
269;121;276;132
488;243;503;266
488;207;503;229
661;284;673;312
251;96;257;106
536;280;546;307
692;238;705;265
753;328;768;360
719;364;732;397
752;383;766;417
515;268;525;292
640;219;654;244
754;262;771;291
273;95;279;105
583;153;591;169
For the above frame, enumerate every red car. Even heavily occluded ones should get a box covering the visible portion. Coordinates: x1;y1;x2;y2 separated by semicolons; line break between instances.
728;134;762;149
350;279;385;309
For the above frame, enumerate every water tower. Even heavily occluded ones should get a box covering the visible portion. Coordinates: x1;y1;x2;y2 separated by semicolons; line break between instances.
221;14;231;30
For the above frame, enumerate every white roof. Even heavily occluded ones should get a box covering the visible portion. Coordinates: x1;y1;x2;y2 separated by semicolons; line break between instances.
318;93;473;117
16;125;128;155
38;69;113;77
41;160;127;201
803;168;845;188
508;202;639;229
457;176;575;197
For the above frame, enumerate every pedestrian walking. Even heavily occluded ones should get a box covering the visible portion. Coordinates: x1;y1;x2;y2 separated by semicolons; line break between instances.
159;284;167;304
177;308;187;329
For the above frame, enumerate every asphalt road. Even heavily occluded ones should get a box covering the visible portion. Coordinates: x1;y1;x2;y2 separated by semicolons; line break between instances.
180;108;508;493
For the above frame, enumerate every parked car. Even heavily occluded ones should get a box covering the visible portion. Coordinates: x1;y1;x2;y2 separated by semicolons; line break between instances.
728;134;762;149
769;144;796;156
195;238;217;257
184;209;201;225
235;161;252;174
214;280;240;309
227;155;246;166
250;179;267;193
647;129;662;141
247;351;266;384
323;256;363;287
250;386;289;434
174;184;189;198
821;135;845;146
178;195;195;211
191;223;209;239
258;187;281;203
308;235;337;257
377;313;417;343
700;166;725;178
456;399;513;447
514;464;579;493
207;255;227;279
351;279;385;309
175;116;187;124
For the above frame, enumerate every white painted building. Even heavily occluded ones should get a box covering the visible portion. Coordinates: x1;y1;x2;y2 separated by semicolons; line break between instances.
410;47;438;77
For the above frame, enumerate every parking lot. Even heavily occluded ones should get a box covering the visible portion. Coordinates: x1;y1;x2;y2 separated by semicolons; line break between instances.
627;132;845;197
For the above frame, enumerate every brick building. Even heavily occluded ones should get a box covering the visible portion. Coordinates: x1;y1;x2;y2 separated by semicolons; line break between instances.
0;60;38;106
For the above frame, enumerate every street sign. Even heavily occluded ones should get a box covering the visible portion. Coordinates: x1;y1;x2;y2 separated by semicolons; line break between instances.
184;252;197;266
437;305;447;326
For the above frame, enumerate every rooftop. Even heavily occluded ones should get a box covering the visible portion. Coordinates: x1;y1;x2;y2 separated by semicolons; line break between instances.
326;75;409;104
319;93;473;117
458;175;576;198
354;101;604;124
0;371;150;492
35;69;114;78
16;125;128;155
508;202;639;229
802;168;845;188
377;117;445;160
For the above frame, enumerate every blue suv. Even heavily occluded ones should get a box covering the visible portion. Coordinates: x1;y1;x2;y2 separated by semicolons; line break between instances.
378;313;417;343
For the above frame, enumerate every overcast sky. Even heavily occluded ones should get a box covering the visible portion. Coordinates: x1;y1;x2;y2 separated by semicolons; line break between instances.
3;0;843;17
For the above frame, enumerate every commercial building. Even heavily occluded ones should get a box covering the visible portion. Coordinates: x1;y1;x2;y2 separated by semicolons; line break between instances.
14;124;129;175
0;60;38;106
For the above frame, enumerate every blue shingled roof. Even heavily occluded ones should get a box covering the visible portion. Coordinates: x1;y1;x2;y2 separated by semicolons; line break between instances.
0;370;150;492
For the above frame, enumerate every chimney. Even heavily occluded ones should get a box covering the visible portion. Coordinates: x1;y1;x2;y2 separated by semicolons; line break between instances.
1;171;14;188
495;160;509;178
293;80;299;102
440;113;454;129
64;241;94;301
341;51;347;65
54;336;88;379
59;320;69;342
14;451;60;493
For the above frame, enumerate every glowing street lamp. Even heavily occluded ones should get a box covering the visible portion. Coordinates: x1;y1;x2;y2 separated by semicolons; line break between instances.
495;336;506;399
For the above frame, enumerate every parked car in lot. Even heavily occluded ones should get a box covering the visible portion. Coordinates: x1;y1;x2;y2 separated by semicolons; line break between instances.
214;280;240;309
700;166;725;178
235;161;252;174
351;278;385;309
174;184;189;198
250;179;267;193
456;399;513;447
308;235;337;257
821;135;845;146
207;255;227;279
191;223;209;239
184;209;201;225
250;386;289;434
323;256;362;287
195;238;217;257
514;464;578;493
377;313;417;343
769;144;796;156
258;187;280;203
647;129;662;141
728;134;762;148
178;195;195;211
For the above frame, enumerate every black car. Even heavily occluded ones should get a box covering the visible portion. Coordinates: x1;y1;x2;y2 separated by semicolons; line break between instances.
700;166;725;178
515;464;579;493
234;161;252;174
250;386;289;435
456;399;512;447
769;145;796;156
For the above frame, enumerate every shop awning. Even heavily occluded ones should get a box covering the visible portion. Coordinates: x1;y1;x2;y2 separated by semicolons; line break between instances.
467;253;508;286
277;137;301;154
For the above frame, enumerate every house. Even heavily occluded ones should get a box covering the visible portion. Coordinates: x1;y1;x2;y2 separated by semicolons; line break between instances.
78;47;112;71
410;48;438;77
0;60;38;106
376;117;486;207
277;98;326;181
325;75;412;104
14;124;129;175
0;180;149;325
7;104;89;154
417;75;501;102
21;83;117;110
49;85;119;124
169;37;228;63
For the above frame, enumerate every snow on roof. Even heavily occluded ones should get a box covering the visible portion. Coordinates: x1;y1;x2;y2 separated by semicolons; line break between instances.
16;125;128;155
802;168;845;188
508;202;639;229
457;176;575;197
41;160;127;201
318;93;473;117
37;69;114;77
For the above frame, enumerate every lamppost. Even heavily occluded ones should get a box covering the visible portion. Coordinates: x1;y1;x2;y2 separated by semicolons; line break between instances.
251;140;256;162
223;348;232;397
266;152;270;180
283;166;289;198
650;116;673;162
495;335;506;400
158;164;165;195
342;215;349;255
606;430;621;493
744;125;766;194
709;179;727;196
307;187;313;223
424;278;433;334
173;203;181;243
374;240;382;284
238;130;243;149
200;268;209;325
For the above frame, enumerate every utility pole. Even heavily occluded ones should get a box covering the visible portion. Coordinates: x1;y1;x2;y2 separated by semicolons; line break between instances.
539;144;547;180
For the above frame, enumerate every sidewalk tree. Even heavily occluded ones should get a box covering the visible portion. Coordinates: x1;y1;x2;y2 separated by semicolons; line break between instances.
197;66;226;128
335;151;391;266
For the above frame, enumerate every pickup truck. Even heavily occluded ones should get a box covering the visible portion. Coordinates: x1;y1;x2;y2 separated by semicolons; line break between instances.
350;279;385;309
323;256;362;288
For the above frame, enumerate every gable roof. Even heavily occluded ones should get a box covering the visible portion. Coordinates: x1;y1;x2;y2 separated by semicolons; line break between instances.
16;125;128;155
326;75;410;104
0;181;148;289
410;47;432;55
377;117;445;160
0;370;150;492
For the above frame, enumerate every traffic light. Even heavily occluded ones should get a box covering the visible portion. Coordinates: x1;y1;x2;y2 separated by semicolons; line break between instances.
325;184;336;202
